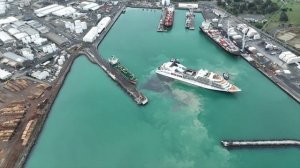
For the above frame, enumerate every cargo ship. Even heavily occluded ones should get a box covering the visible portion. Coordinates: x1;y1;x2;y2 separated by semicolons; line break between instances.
200;21;240;56
164;6;174;27
108;56;137;85
156;59;241;93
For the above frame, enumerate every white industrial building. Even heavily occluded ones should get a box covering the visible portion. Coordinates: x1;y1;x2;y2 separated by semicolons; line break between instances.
97;17;111;33
0;69;12;81
31;70;50;80
2;52;28;66
178;3;198;9
34;4;81;18
0;16;18;26
161;0;170;6
83;27;98;42
0;31;15;43
14;32;29;40
35;4;64;17
19;0;31;7
65;20;87;34
246;28;259;38
80;1;101;11
279;51;300;65
42;43;57;54
52;6;76;17
83;17;111;42
21;48;34;60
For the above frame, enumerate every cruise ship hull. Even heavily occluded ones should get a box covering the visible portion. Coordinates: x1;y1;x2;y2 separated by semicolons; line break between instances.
200;26;240;56
156;69;239;93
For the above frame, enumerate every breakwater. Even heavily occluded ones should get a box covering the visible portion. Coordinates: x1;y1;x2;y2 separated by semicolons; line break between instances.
222;140;300;148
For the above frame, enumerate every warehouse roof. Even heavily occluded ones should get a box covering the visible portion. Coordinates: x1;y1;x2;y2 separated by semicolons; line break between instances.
0;69;12;80
0;31;15;43
2;52;28;63
44;32;69;46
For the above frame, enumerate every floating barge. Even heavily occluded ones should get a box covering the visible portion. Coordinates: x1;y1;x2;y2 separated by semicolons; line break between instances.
221;140;300;148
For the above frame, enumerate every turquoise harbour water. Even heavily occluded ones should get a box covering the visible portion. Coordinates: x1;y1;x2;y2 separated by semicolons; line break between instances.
26;8;300;168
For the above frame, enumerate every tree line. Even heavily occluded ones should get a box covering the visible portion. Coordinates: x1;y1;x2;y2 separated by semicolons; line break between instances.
217;0;279;15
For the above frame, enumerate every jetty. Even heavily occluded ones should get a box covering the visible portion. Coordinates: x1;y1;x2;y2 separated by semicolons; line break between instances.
157;8;167;32
185;8;195;30
82;47;148;105
81;5;148;105
221;140;300;148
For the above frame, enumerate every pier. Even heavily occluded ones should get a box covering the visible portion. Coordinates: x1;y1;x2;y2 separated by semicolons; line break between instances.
82;5;148;105
185;8;195;30
221;140;300;148
157;8;167;32
82;47;148;105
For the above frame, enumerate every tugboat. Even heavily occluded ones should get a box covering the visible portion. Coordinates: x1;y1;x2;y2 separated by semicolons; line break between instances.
108;56;137;85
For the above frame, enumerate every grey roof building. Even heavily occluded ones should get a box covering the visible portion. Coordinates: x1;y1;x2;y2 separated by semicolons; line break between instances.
2;52;28;64
44;32;69;46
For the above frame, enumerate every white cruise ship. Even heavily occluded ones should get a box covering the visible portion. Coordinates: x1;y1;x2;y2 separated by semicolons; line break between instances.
156;59;241;93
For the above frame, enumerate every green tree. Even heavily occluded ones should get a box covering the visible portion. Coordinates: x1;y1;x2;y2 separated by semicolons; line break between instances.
280;11;288;22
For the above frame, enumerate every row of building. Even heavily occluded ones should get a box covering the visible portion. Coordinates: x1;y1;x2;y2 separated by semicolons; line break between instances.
83;17;111;42
0;16;50;45
34;1;105;18
34;4;78;18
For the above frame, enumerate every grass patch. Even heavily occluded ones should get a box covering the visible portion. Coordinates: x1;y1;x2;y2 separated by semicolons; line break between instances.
263;0;300;31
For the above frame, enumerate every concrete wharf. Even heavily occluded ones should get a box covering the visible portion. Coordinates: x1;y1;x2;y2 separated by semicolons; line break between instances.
221;140;300;148
157;8;167;32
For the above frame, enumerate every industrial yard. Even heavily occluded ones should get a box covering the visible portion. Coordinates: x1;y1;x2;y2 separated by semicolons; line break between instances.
0;0;127;167
200;2;300;103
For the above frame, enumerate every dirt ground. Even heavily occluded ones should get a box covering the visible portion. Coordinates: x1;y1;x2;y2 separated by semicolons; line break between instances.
0;78;51;168
276;28;300;51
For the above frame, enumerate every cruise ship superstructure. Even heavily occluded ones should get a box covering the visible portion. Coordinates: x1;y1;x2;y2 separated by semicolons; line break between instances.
156;59;241;92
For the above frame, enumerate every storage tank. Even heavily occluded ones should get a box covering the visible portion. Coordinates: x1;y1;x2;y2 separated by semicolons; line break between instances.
58;59;63;65
42;47;47;53
47;45;53;53
97;14;102;20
